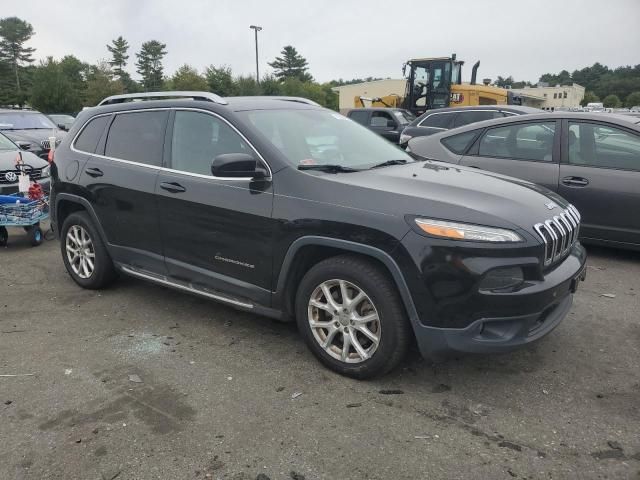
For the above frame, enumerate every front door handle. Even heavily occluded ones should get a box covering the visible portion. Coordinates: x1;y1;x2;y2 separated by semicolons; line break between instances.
160;181;186;193
85;167;103;177
561;176;589;187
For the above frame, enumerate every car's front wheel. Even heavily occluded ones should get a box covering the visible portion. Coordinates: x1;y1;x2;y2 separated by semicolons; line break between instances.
295;255;411;379
60;211;116;289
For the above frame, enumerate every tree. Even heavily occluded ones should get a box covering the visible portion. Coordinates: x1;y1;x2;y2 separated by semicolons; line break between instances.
234;75;261;95
268;45;312;82
84;61;124;106
581;91;600;107
0;17;36;103
625;91;640;108
169;64;208;91
204;65;237;96
495;76;514;88
135;40;167;91
30;57;82;113
602;94;621;108
106;36;129;79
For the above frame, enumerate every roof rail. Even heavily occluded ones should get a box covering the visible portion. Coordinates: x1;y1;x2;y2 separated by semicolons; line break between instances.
226;96;321;106
98;91;228;106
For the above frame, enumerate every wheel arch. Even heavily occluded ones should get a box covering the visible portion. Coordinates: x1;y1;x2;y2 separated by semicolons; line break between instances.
274;236;420;328
54;194;109;246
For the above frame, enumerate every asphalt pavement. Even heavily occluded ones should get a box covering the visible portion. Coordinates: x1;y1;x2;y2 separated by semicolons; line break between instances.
1;231;639;480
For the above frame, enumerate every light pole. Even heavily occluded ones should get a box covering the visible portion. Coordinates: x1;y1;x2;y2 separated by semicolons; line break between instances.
249;25;262;84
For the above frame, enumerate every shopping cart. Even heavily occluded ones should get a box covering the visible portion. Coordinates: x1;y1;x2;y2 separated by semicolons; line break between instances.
0;193;49;247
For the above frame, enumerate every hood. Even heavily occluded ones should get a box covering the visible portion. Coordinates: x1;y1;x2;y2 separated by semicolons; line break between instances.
319;161;570;235
0;149;48;170
1;129;66;148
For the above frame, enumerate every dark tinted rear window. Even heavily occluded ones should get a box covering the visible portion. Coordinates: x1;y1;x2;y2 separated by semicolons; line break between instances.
105;111;168;165
421;112;454;129
441;130;479;154
348;110;369;125
453;110;502;128
74;115;109;153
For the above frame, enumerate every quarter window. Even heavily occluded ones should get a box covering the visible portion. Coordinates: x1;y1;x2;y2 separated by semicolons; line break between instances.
105;111;168;166
441;130;479;154
478;122;556;162
171;111;253;176
74;116;110;154
569;122;640;171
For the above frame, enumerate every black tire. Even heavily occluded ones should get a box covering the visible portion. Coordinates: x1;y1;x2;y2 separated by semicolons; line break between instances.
60;211;117;289
27;225;43;246
295;254;411;379
0;226;7;247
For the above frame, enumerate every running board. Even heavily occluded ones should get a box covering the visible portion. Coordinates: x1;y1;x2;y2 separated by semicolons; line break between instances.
120;265;254;309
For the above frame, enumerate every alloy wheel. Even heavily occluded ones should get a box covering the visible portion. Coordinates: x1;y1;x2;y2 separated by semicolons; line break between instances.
66;225;95;279
307;279;381;363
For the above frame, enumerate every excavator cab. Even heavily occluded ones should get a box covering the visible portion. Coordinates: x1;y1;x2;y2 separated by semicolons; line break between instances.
402;55;465;115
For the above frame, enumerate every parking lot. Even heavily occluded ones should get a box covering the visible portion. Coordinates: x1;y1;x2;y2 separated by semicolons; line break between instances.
1;232;639;480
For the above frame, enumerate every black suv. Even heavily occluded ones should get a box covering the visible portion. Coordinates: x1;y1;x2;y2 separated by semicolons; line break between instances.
51;92;587;378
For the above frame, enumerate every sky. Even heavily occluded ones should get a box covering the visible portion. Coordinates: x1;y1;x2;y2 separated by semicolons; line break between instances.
6;0;640;84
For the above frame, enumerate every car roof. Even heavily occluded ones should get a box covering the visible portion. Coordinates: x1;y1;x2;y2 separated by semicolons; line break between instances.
345;107;409;112
431;111;640;138
410;104;541;124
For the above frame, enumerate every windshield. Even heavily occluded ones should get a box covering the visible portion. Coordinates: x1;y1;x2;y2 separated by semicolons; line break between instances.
0;112;57;130
0;132;16;150
239;109;412;169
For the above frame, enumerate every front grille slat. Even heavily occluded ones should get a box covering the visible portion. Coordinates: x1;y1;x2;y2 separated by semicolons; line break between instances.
534;205;581;266
0;168;43;184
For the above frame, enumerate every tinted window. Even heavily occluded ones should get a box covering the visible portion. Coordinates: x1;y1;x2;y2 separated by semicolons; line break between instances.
370;111;395;127
453;110;502;128
171;111;253;176
105;111;168;165
348;111;369;125
478;122;556;162
569;122;640;171
74;116;109;153
441;130;479;154
420;112;453;129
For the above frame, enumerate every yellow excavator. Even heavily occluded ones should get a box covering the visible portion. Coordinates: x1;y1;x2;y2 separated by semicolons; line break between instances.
355;54;519;116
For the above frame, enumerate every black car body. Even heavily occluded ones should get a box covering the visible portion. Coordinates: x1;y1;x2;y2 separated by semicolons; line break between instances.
399;105;541;148
408;112;640;250
0;132;51;195
50;92;586;378
345;107;415;143
0;109;66;160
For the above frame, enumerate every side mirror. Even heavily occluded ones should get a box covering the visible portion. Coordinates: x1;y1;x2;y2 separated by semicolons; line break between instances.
16;141;31;151
211;153;266;179
57;123;69;131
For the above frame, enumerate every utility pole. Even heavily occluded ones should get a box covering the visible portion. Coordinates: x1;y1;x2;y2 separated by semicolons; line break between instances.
249;25;262;84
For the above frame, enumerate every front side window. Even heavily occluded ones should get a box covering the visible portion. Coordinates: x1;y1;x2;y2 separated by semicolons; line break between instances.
569;121;640;171
105;111;168;166
239;109;412;169
171;111;253;176
74;115;110;154
478;122;556;162
420;113;453;129
370;111;395;127
348;110;369;125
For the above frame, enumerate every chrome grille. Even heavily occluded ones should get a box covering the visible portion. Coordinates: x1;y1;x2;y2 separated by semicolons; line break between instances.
0;167;43;184
534;205;581;266
40;139;51;150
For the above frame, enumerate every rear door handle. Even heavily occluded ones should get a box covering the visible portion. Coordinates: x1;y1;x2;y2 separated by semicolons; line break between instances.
160;181;186;193
85;167;103;178
561;176;589;187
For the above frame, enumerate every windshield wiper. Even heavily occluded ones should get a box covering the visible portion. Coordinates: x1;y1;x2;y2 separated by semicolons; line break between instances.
369;159;410;169
298;164;360;173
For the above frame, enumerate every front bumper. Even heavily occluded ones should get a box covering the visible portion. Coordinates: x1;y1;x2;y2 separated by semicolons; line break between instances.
410;243;587;360
0;177;51;195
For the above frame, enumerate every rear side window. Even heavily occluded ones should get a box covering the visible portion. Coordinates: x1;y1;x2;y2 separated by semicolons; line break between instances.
348;110;369;125
441;130;479;154
569;121;640;171
74;116;109;153
478;122;556;162
452;111;502;128
105;111;168;165
420;112;454;129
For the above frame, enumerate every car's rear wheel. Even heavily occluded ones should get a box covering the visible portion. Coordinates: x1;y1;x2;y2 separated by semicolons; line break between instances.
60;212;116;289
295;255;411;379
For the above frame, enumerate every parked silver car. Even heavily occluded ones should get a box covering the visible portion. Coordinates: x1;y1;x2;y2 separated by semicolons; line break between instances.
408;112;640;250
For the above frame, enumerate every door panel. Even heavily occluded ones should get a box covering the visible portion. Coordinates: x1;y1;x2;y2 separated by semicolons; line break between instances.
458;154;559;191
158;110;275;303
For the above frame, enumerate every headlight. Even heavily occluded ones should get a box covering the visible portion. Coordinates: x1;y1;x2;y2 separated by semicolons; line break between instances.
415;218;522;242
399;133;412;145
40;165;51;178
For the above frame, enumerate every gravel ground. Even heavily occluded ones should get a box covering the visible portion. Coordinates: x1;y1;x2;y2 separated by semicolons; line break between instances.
1;230;639;480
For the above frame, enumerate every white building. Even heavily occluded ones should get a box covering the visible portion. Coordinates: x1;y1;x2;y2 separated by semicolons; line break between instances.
331;79;407;113
511;83;585;110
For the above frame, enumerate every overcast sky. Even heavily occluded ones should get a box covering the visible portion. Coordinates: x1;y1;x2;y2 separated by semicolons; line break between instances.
7;0;640;84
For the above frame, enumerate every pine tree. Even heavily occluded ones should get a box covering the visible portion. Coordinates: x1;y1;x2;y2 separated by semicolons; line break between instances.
0;17;36;102
268;46;312;82
135;40;167;91
106;36;129;78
